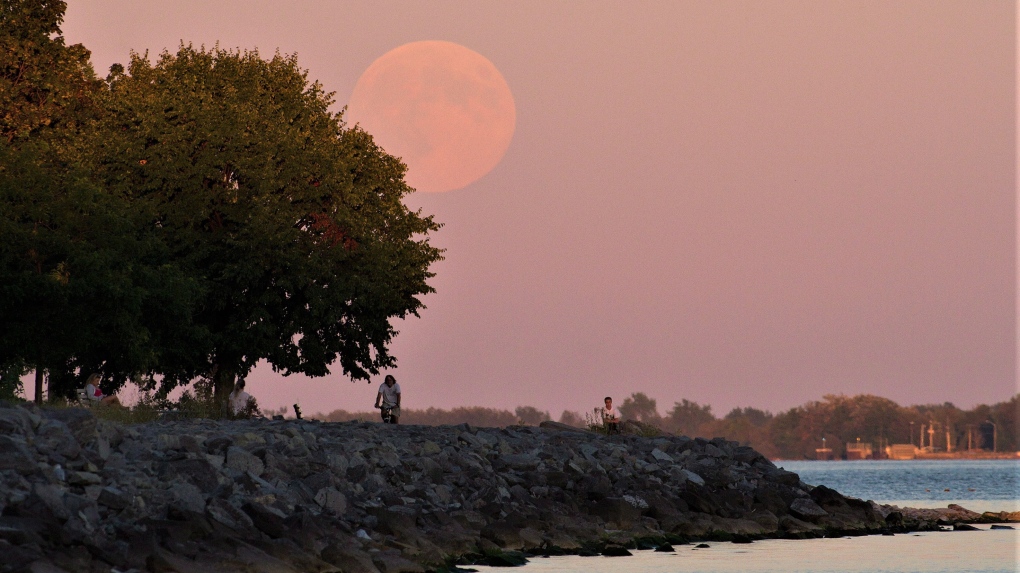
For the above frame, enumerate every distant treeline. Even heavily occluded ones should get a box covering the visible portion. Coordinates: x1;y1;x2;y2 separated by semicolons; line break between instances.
316;393;1018;459
315;406;552;428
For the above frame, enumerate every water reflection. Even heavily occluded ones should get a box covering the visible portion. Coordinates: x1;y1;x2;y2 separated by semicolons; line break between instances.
473;527;1018;573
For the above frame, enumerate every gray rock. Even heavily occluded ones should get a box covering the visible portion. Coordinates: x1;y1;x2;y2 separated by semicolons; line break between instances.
170;482;206;514
589;497;642;528
321;541;381;573
33;483;70;520
66;471;101;486
206;498;254;531
42;409;96;447
63;493;99;528
243;501;288;538
155;433;180;451
538;421;589;433
314;487;347;514
651;448;674;463
373;552;425;573
226;445;265;476
97;486;131;510
0;436;36;473
681;469;706;486
0;409;33;435
161;457;222;493
789;497;828;520
94;435;111;460
501;453;540;471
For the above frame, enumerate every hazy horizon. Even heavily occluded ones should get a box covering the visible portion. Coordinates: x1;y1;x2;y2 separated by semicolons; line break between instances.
57;1;1016;416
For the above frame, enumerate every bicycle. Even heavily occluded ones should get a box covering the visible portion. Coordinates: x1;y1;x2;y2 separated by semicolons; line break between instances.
376;404;397;424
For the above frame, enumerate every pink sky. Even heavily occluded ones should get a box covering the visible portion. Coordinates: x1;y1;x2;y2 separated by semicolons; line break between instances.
61;1;1016;417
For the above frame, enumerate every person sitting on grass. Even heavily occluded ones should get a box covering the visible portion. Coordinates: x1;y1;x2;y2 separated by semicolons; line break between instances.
84;373;121;407
228;379;253;417
603;396;620;434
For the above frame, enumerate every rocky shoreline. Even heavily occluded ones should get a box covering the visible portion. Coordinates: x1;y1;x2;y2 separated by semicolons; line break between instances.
0;402;1014;573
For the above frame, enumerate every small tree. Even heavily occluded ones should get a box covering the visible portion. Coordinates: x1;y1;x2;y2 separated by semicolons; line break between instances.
664;399;716;437
619;392;661;424
515;405;550;425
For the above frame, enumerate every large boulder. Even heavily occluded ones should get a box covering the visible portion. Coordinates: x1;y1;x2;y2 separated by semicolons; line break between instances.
43;408;97;447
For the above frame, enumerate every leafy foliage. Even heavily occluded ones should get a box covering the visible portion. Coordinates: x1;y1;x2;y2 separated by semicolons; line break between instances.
618;392;659;423
79;46;442;405
1;5;442;409
0;0;100;143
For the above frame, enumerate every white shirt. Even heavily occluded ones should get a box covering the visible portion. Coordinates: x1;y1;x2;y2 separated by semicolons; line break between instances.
379;382;401;407
604;403;620;422
229;390;251;414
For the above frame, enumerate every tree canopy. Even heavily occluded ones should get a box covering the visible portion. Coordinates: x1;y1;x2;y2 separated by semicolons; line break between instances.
1;3;442;406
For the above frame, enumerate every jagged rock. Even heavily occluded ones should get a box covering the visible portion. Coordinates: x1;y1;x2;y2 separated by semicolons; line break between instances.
0;435;37;473
42;409;96;447
35;420;81;459
538;421;588;433
0;402;988;572
779;514;822;535
789;498;828;520
206;498;254;531
650;448;674;463
589;497;642;528
66;471;101;486
170;482;206;514
226;445;265;476
315;487;348;514
243;501;288;538
321;540;381;573
680;469;706;486
0;408;34;435
161;458;222;493
32;483;70;521
601;545;632;556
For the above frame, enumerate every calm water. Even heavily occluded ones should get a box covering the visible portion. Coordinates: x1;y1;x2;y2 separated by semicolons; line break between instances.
473;527;1018;573
777;460;1020;513
473;460;1020;573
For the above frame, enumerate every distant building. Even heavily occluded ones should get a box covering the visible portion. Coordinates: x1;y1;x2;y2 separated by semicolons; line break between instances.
845;442;873;460
815;447;834;461
886;444;916;460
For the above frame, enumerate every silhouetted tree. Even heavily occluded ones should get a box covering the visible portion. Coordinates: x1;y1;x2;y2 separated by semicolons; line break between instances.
664;399;716;437
515;406;551;425
620;392;660;423
80;46;442;409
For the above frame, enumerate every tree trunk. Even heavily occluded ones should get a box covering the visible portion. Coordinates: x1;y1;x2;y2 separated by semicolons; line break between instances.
34;366;43;404
212;364;236;418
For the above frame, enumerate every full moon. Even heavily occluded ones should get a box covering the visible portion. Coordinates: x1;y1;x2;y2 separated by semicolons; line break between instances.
346;41;516;193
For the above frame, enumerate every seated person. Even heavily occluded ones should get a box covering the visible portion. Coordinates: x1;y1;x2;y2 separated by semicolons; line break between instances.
603;396;620;434
84;374;121;406
228;379;253;416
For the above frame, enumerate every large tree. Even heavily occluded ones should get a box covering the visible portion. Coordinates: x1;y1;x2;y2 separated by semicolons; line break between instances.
0;0;189;402
0;144;200;401
82;46;442;407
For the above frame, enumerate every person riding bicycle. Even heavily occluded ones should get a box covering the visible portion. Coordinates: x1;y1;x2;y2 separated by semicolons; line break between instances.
374;374;401;424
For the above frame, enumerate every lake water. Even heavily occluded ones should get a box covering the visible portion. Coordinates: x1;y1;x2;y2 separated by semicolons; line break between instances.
777;459;1020;514
473;460;1020;573
473;527;1018;573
